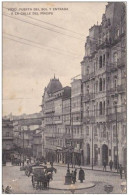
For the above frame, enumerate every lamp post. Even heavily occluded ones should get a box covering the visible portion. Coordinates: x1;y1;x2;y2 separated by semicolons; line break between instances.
22;127;25;167
113;94;118;172
92;123;94;170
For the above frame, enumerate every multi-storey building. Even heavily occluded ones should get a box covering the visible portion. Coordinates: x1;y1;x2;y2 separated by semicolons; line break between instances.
32;129;42;158
42;76;71;163
71;77;84;165
2;119;14;162
13;117;42;158
81;2;126;167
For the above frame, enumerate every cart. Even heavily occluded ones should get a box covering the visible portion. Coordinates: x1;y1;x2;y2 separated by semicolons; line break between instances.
31;166;47;190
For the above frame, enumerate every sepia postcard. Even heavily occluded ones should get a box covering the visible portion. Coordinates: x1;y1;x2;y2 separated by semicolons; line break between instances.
2;1;127;194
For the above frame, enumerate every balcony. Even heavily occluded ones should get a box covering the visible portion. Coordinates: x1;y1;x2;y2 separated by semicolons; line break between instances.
107;85;126;95
117;85;125;93
44;108;55;114
107;62;118;72
107;112;126;122
83;116;95;124
2;136;13;140
83;93;95;102
73;134;83;139
117;57;126;68
82;72;95;82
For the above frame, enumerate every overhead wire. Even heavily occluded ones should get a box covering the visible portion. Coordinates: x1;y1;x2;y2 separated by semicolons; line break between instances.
3;6;86;37
3;12;85;42
3;32;81;57
3;36;81;59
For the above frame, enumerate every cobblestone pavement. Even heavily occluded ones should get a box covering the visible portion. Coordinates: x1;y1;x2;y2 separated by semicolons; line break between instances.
2;165;126;194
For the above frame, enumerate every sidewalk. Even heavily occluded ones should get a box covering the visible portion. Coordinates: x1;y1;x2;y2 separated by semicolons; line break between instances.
53;163;119;174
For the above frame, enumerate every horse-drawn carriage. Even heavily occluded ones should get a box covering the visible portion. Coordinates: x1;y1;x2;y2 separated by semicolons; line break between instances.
31;165;57;190
31;166;51;190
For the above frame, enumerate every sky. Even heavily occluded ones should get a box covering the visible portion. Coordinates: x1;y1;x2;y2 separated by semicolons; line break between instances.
3;2;107;116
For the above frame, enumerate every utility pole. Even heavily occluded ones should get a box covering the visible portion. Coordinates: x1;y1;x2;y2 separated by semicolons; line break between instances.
22;128;25;166
71;114;74;168
92;123;93;170
115;102;118;172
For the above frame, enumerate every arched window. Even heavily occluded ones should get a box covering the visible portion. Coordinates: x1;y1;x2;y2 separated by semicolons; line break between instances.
99;56;103;68
96;102;98;116
103;101;105;115
103;54;105;66
103;78;105;91
113;125;116;138
99;102;103;115
114;76;117;90
87;106;89;116
96;81;98;92
99;78;103;91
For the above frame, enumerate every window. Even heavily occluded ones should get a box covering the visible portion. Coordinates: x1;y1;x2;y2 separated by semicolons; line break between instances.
96;81;98;92
87;66;89;74
99;102;103;115
94;127;97;136
87;106;89;116
103;54;105;66
99;56;103;68
103;78;105;91
96;102;98;116
103;101;105;115
87;85;89;94
103;129;106;138
113;125;116;138
86;126;89;136
6;132;9;137
114;76;117;90
113;52;118;65
99;78;103;91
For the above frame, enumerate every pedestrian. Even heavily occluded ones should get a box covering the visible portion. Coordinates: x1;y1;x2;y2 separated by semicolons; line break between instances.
2;185;4;193
119;164;123;179
109;160;113;171
79;167;85;183
74;168;77;182
71;170;76;184
124;166;127;180
103;160;107;171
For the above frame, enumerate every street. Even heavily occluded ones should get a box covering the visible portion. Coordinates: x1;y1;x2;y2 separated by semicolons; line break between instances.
2;164;126;194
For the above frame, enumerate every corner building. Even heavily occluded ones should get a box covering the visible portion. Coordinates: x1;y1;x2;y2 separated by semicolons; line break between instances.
81;2;126;166
41;76;71;163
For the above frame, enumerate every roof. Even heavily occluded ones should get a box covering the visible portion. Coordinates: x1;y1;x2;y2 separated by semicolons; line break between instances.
46;76;62;94
17;118;42;126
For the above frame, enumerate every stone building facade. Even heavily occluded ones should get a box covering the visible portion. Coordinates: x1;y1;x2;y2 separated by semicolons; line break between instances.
41;76;71;163
2;119;14;162
41;2;126;168
81;2;126;167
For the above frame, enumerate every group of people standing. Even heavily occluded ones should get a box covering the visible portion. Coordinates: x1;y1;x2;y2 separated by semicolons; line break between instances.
70;168;85;184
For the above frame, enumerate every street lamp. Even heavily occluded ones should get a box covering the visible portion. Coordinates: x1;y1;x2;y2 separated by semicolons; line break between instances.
65;148;72;185
113;94;118;172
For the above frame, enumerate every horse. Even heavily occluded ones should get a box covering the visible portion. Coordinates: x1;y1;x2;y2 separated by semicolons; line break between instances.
46;167;57;173
45;167;57;180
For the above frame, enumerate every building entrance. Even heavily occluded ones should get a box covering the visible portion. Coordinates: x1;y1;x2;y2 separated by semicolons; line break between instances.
102;144;108;164
94;144;98;165
86;144;90;165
